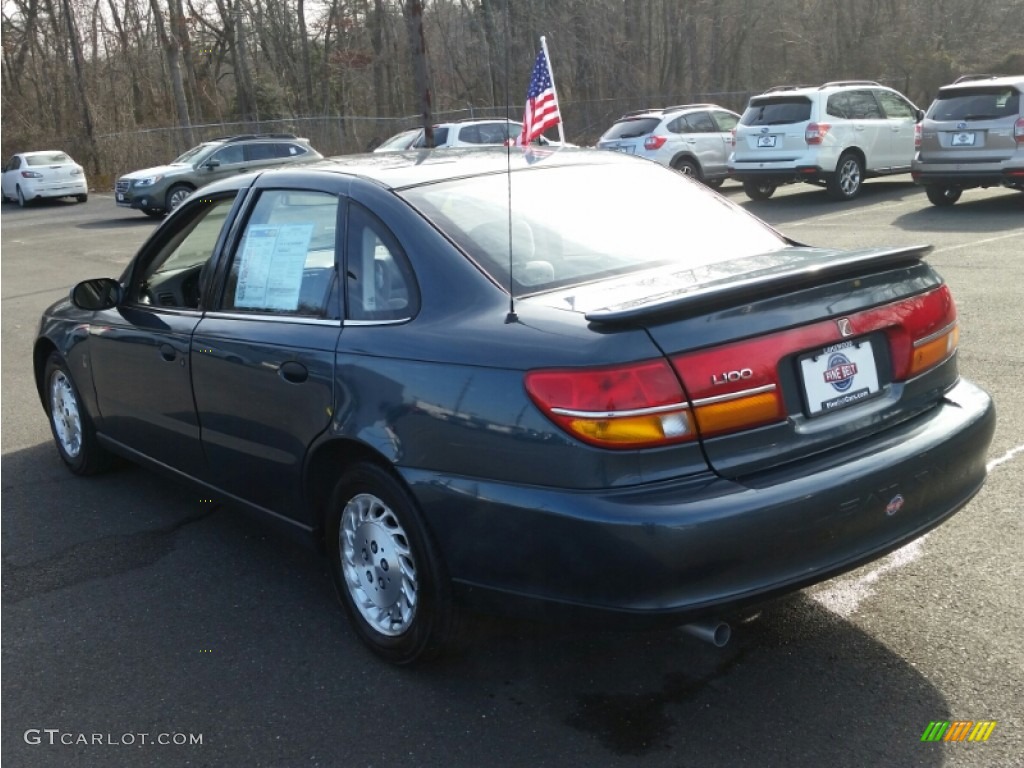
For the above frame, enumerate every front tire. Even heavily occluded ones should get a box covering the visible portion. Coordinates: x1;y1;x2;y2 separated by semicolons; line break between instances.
742;180;777;200
143;208;164;219
165;184;193;212
827;152;863;200
76;194;88;203
326;463;458;664
672;158;699;180
44;352;111;475
925;185;962;207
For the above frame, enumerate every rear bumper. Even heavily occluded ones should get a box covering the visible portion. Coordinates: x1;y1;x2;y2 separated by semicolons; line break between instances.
727;166;826;185
911;165;1024;189
405;378;995;625
22;179;88;199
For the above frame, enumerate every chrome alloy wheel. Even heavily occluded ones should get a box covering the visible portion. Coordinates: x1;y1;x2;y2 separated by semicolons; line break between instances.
340;493;418;636
50;370;83;458
836;157;862;197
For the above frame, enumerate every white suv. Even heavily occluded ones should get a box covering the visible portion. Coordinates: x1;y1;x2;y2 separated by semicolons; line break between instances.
729;81;923;201
375;119;557;150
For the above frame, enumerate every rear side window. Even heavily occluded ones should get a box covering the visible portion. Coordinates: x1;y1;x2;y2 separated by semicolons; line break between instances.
928;87;1021;121
712;111;739;132
740;97;812;126
245;143;279;161
344;204;418;322
600;117;661;140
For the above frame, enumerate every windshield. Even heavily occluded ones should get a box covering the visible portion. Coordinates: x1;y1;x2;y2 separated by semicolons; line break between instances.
377;130;422;151
741;97;812;126
172;143;217;164
401;162;786;294
600;117;661;140
929;87;1021;121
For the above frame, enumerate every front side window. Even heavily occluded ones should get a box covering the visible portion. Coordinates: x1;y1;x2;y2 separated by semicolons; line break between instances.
222;190;339;318
876;91;916;120
129;194;238;309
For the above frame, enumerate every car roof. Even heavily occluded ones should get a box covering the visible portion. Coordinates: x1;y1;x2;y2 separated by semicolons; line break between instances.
940;74;1024;91
234;147;638;192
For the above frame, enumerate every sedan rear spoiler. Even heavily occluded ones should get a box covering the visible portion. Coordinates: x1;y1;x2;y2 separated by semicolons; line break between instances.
584;245;933;325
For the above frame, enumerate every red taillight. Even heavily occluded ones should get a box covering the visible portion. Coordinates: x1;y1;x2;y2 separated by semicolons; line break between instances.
805;122;830;145
914;123;922;150
644;135;667;150
729;128;737;147
1015;117;1024;143
524;359;693;448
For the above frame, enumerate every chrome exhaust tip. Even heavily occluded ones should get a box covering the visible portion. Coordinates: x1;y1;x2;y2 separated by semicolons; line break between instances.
680;619;731;647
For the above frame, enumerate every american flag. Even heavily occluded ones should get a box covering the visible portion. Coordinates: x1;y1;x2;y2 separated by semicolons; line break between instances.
518;46;561;146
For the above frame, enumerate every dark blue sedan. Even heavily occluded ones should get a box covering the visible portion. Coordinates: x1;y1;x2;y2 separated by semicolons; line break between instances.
34;149;995;664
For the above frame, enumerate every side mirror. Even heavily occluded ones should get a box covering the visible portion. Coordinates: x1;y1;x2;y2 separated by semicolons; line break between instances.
917;108;925;122
70;278;122;310
203;159;221;170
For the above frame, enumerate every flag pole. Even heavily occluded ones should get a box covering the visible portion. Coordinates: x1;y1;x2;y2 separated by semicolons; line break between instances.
539;36;566;144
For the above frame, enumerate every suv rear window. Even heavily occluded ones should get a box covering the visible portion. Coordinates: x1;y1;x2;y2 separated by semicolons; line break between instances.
600;117;661;140
740;97;812;126
928;87;1021;121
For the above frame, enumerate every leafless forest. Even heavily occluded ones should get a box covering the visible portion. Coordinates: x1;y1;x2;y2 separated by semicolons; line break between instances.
2;0;1022;182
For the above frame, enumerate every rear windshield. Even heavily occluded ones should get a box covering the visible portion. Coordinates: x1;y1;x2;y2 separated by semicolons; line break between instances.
741;97;812;126
26;153;71;166
928;87;1021;121
400;162;786;294
600;117;662;140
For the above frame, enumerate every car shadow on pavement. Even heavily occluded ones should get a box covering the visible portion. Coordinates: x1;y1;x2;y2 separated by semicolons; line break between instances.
892;190;1024;233
730;180;925;227
75;216;161;230
2;439;950;768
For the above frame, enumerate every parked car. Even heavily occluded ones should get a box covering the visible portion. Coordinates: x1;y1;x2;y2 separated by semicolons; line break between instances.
115;133;322;217
1;150;88;206
729;81;923;201
912;74;1024;206
596;104;740;186
36;148;994;664
374;118;566;151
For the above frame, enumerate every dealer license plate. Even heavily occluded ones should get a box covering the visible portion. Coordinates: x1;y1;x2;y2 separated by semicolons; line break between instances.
951;132;976;147
756;135;777;148
799;339;880;416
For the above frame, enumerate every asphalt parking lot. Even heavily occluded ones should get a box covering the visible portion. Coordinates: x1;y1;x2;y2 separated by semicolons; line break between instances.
2;180;1022;767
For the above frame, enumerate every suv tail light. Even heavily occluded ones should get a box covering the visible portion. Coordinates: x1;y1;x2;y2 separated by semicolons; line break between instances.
729;128;736;147
805;123;831;145
914;123;922;149
644;135;667;151
525;360;693;448
1015;117;1024;144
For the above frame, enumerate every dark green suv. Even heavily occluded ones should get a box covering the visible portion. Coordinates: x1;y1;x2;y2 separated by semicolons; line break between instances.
115;134;323;217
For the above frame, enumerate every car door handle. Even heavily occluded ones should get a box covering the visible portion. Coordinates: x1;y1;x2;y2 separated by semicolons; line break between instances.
159;343;176;361
279;361;308;383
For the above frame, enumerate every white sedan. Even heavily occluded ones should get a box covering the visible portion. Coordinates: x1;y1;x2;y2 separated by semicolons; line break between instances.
1;150;89;206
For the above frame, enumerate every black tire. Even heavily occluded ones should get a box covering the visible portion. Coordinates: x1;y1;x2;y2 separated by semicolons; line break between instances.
672;158;700;180
165;184;193;212
76;194;88;203
827;152;864;200
143;208;165;219
16;185;28;207
326;463;458;664
742;180;776;200
925;185;962;207
704;178;725;189
44;352;111;475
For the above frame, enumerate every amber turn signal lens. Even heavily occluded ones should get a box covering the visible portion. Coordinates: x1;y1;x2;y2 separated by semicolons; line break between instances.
909;324;958;377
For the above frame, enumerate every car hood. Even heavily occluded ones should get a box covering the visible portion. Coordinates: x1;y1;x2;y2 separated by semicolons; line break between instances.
120;163;190;180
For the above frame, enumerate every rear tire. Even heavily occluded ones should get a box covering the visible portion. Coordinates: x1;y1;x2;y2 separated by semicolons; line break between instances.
44;352;112;475
17;185;28;207
925;185;962;207
326;463;459;664
827;152;863;200
742;180;776;200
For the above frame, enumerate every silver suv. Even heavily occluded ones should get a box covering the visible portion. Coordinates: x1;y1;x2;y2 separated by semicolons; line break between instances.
596;104;740;186
912;74;1024;206
729;81;922;201
116;134;322;217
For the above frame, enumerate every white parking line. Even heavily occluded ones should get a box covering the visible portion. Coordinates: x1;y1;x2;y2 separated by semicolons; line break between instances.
811;442;1024;618
930;230;1024;254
